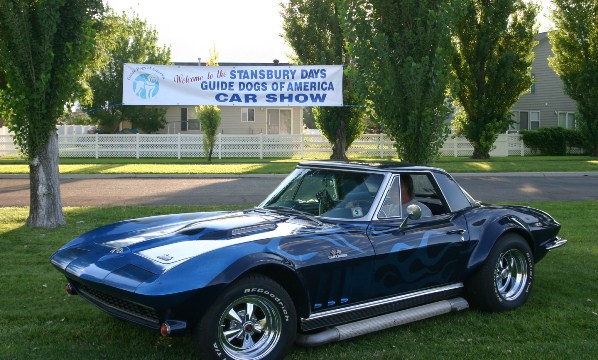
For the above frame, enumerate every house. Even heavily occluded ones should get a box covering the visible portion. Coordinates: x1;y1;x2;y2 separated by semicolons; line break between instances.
156;61;304;135
509;32;578;131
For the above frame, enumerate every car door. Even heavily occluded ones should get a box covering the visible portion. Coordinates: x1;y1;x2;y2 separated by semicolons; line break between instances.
263;169;384;311
367;173;475;298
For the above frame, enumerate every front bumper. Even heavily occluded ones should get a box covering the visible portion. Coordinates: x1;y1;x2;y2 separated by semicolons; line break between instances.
544;236;568;251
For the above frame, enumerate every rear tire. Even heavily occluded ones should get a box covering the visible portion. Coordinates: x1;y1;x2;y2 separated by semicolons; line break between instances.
466;233;534;312
195;274;297;360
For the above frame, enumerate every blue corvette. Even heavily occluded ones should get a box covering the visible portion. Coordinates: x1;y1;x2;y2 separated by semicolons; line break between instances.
50;161;567;359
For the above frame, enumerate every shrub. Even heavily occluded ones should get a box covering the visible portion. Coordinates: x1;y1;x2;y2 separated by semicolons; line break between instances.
520;127;584;155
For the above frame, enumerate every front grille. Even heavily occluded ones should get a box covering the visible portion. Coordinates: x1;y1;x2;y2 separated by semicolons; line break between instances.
72;281;160;328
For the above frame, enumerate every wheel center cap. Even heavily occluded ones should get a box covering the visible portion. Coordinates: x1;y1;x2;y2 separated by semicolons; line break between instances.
244;322;254;332
500;268;509;279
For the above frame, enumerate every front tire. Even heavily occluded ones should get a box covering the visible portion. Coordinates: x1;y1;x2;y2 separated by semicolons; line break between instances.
466;233;534;312
195;274;297;360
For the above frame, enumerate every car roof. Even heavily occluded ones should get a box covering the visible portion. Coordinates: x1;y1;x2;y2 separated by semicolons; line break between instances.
297;160;447;174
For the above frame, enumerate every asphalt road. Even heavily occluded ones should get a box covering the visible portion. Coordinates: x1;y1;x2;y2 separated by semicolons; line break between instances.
1;172;597;207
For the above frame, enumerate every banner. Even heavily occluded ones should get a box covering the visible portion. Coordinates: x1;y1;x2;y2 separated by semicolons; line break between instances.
122;63;343;106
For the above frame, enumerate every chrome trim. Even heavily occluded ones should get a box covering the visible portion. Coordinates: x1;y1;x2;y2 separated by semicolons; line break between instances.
296;297;469;347
302;283;463;322
545;236;568;250
372;171;451;221
231;223;277;236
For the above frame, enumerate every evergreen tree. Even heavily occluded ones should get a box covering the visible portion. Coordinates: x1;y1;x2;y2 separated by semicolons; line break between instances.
341;0;452;164
451;0;538;159
549;0;598;156
282;0;366;160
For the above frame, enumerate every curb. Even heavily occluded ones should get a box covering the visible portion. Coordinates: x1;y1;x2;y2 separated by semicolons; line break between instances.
1;172;597;179
0;173;290;180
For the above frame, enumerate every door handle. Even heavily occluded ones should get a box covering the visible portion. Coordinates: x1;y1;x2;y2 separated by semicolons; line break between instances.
446;229;466;235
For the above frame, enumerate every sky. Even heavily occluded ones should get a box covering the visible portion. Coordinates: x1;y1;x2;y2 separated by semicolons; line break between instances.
105;0;293;63
104;0;554;64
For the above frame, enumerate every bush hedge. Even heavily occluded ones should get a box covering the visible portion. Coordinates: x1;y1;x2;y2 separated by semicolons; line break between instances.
520;127;585;155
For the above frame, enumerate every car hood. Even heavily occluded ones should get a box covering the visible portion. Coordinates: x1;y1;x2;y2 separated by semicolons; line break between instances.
50;209;321;286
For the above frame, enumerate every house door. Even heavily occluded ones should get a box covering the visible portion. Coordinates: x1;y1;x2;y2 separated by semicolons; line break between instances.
267;109;279;134
267;109;292;134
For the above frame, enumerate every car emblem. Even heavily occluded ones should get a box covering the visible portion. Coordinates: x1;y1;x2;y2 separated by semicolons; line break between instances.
157;254;173;261
110;247;124;254
328;249;348;260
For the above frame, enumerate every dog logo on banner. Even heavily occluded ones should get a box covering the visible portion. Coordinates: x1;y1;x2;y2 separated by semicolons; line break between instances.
132;73;160;99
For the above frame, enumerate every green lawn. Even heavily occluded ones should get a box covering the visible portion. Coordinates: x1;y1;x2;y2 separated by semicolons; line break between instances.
0;155;597;174
0;202;596;359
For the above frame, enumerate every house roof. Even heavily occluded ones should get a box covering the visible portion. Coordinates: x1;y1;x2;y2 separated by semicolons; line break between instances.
174;61;292;67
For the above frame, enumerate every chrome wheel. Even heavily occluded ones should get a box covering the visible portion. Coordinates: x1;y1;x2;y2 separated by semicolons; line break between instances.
494;249;528;301
218;295;282;360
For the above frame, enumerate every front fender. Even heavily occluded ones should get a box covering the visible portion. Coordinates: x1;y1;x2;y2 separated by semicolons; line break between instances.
213;253;311;318
465;211;532;274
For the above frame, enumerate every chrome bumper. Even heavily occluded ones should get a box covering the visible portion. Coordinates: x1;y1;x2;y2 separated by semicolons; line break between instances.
545;236;568;250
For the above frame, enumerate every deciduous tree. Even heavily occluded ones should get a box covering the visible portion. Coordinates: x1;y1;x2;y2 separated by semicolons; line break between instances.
549;0;598;156
451;0;538;159
0;0;103;227
341;0;452;164
282;0;366;160
86;9;170;133
196;46;221;162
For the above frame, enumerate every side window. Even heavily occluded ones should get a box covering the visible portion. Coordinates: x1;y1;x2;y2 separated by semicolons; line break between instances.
378;173;449;219
432;173;473;212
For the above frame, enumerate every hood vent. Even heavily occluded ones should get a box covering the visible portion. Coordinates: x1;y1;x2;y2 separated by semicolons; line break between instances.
231;223;277;237
179;227;205;236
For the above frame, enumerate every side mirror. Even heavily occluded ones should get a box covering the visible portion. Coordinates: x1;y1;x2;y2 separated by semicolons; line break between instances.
400;204;422;228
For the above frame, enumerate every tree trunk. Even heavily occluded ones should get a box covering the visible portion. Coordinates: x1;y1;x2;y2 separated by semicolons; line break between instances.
27;131;66;228
591;137;598;157
471;146;490;159
330;120;348;161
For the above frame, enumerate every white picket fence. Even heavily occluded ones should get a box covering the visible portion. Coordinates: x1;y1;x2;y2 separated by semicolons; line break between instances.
0;126;533;158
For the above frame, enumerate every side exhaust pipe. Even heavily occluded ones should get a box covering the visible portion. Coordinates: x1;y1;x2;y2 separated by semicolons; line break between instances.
295;297;469;347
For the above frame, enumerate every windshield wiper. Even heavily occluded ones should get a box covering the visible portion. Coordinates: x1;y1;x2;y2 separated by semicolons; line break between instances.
262;205;326;227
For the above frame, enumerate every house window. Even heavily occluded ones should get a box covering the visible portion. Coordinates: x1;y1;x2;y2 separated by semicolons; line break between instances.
530;72;536;94
508;112;519;132
530;111;540;129
241;108;255;122
558;112;576;129
179;108;201;131
188;119;201;131
510;110;540;131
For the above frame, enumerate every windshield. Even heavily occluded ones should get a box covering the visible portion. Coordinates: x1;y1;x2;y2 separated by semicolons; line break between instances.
260;168;385;219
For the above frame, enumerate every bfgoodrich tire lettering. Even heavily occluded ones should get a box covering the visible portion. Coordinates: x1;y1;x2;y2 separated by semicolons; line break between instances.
466;233;534;312
195;274;297;360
